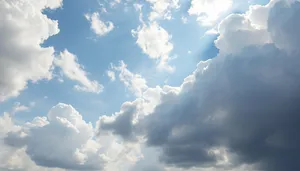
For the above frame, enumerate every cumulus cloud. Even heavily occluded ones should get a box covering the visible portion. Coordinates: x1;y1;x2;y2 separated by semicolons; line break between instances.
268;0;300;53
1;103;145;171
99;62;180;142
0;0;62;101
146;0;180;21
98;1;300;171
188;0;233;26
85;12;114;36
215;13;271;55
4;103;108;170
0;112;67;171
98;85;179;143
98;100;142;141
141;1;300;170
54;50;103;93
132;22;175;72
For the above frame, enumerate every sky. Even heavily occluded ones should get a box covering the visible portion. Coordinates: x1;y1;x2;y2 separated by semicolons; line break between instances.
1;0;300;171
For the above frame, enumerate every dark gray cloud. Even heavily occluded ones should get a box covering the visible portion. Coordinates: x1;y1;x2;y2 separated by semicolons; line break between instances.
98;101;139;141
94;1;300;171
139;1;300;170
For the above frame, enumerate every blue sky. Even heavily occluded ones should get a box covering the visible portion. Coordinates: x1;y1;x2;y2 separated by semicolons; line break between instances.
1;0;225;122
1;0;269;123
4;0;299;171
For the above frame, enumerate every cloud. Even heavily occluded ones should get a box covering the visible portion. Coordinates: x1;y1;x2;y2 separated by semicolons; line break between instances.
1;103;144;171
146;0;180;21
54;50;103;93
129;146;166;171
85;12;114;36
268;0;300;53
4;103;108;170
188;0;233;26
215;13;271;55
110;0;121;7
132;22;175;72
98;84;180;143
112;61;148;97
0;112;67;171
98;100;142;141
99;62;180;142
107;70;116;81
181;16;188;24
0;0;62;101
11;102;31;115
140;1;300;170
98;1;300;171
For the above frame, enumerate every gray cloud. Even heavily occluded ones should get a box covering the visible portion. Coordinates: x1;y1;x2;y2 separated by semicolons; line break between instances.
142;1;300;170
268;0;300;53
96;0;300;170
98;101;139;141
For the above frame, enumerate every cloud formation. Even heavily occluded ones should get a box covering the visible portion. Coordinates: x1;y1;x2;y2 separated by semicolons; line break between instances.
4;103;108;170
0;0;62;101
85;12;114;36
132;22;174;72
106;70;116;82
99;1;300;171
142;1;300;170
111;61;148;97
189;0;232;26
55;50;103;93
146;0;180;21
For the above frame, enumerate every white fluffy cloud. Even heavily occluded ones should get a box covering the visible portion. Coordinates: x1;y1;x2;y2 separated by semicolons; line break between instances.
132;22;174;72
55;50;103;93
85;12;114;36
1;103;146;171
4;103;108;170
215;13;271;55
188;0;233;26
146;0;180;21
0;0;62;101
